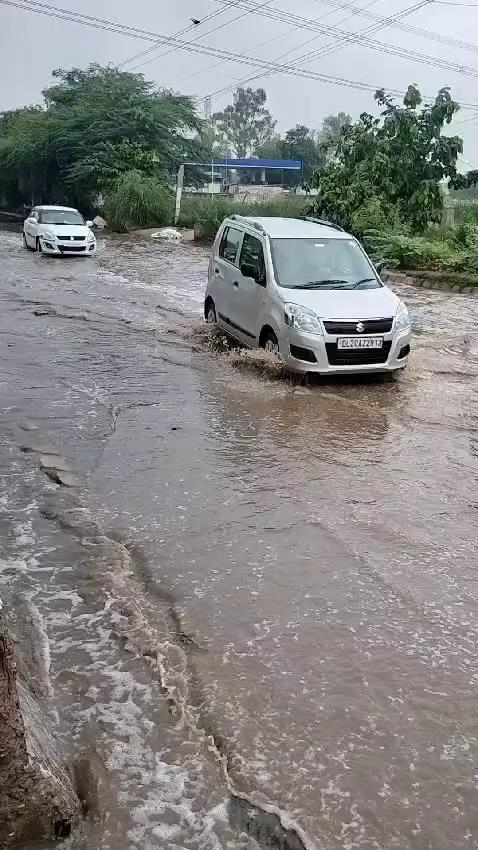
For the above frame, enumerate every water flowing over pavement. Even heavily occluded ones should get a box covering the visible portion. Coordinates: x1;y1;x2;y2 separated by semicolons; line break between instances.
0;227;477;850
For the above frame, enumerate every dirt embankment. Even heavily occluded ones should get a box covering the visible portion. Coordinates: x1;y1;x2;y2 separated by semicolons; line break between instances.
0;604;81;847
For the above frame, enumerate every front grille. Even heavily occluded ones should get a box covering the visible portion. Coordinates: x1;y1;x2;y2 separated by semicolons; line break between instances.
323;318;393;335
59;245;86;253
326;341;392;366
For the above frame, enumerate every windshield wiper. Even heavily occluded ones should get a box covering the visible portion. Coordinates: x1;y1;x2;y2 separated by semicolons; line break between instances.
293;279;349;289
350;277;377;288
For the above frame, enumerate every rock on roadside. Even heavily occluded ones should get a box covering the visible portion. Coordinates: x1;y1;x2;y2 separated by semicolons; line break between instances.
0;603;82;846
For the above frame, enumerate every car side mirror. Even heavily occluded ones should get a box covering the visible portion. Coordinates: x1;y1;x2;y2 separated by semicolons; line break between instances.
240;262;261;283
86;220;94;228
375;260;384;274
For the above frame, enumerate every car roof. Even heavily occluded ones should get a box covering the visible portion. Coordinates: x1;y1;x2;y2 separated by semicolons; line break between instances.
226;216;349;240
35;205;79;212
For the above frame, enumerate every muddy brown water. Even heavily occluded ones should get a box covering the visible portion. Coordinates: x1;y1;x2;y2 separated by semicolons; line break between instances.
0;227;477;850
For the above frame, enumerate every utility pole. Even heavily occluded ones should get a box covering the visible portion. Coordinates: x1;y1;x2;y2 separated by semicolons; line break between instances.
204;96;212;120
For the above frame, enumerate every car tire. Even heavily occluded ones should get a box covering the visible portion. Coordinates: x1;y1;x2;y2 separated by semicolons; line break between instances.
261;330;279;355
205;299;217;323
36;237;42;254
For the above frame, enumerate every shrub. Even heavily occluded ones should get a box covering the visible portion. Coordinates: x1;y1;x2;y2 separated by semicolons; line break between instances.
364;226;478;274
178;193;306;237
103;171;174;232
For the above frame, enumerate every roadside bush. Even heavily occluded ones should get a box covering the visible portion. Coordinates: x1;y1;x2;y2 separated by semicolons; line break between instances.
365;225;478;274
451;199;478;226
178;193;306;236
103;171;174;232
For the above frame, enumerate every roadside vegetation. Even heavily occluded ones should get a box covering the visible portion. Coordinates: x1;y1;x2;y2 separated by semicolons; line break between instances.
0;65;200;215
178;194;306;236
1;63;478;280
308;85;478;279
103;172;174;232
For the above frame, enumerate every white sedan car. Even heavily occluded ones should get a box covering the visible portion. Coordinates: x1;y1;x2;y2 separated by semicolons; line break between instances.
23;205;96;256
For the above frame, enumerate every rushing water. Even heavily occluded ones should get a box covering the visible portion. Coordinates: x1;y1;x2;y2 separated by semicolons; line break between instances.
0;228;477;850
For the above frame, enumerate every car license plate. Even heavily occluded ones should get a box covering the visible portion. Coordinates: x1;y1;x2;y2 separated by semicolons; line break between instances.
337;337;383;350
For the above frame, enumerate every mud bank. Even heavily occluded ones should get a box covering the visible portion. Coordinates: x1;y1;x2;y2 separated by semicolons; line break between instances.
0;604;81;847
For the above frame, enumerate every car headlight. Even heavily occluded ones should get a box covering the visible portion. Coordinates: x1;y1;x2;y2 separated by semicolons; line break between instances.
43;231;56;240
86;233;95;243
395;301;411;332
284;303;323;335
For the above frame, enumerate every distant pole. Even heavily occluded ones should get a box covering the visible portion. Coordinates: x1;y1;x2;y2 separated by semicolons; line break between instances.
204;96;212;120
174;164;185;225
211;158;214;198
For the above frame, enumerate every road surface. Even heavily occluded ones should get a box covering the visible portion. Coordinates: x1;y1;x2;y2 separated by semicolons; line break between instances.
0;227;477;850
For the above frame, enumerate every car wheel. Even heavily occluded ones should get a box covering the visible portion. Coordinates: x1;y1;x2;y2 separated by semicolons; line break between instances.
262;330;279;355
36;237;42;254
205;299;217;323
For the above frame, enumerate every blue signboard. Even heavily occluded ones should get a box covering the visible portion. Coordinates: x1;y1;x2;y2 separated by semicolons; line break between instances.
213;158;301;170
183;158;302;170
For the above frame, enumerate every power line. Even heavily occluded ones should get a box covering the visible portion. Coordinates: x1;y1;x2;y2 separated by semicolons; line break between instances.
127;0;278;74
302;0;478;56
179;0;382;87
2;0;478;112
210;0;478;78
203;0;478;101
14;0;478;60
201;0;426;100
118;7;228;70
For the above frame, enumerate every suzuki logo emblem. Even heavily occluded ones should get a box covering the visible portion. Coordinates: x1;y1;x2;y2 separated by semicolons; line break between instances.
356;321;365;333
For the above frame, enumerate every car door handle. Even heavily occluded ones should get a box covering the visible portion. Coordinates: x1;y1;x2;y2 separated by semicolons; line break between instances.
233;281;239;288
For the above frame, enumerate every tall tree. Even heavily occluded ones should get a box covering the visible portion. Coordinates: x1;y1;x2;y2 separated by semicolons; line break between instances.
212;87;276;157
282;125;324;183
0;64;201;207
309;86;463;233
257;125;323;186
317;111;352;156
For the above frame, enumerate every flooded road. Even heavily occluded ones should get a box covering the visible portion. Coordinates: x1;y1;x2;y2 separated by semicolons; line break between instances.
0;227;477;850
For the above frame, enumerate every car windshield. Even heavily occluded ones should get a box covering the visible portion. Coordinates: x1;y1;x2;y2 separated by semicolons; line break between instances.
42;210;85;225
270;237;381;289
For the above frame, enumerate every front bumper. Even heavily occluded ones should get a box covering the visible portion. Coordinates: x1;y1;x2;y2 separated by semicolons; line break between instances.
280;325;412;374
40;237;96;256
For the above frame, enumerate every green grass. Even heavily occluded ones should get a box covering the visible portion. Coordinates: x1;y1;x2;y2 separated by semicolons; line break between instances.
178;194;307;236
103;171;174;232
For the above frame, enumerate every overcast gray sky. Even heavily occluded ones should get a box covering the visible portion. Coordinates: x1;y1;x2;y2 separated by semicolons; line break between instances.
1;0;478;166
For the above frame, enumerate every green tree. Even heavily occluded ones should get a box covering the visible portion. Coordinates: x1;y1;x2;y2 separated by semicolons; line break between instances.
317;111;352;157
282;125;323;183
212;87;276;157
257;125;323;186
0;64;201;207
310;86;463;233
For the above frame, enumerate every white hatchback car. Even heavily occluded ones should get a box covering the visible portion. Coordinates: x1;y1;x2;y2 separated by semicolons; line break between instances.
23;205;96;256
204;216;411;376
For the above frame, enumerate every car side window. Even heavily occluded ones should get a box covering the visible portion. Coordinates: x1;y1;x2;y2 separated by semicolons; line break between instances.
219;226;242;265
239;233;266;285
